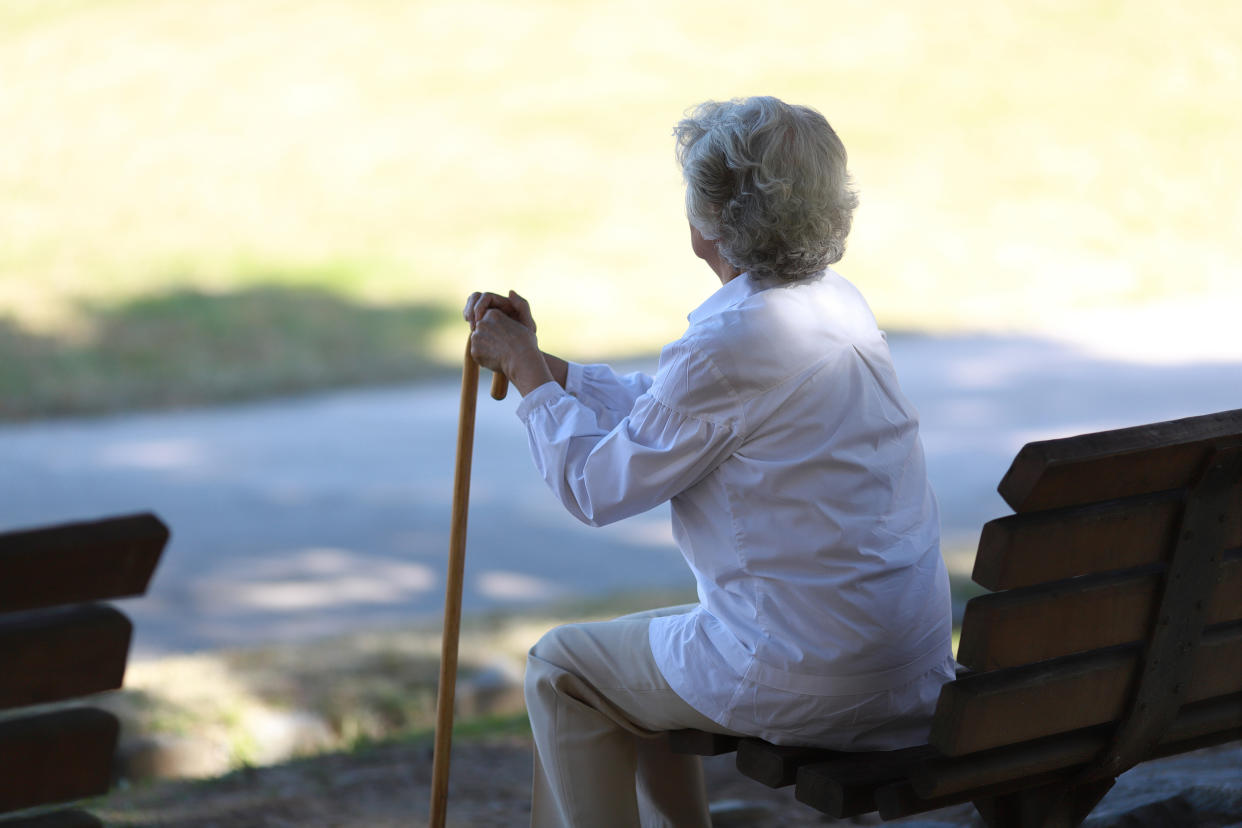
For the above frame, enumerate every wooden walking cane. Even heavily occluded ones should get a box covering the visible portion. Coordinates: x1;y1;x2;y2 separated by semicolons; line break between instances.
429;339;507;828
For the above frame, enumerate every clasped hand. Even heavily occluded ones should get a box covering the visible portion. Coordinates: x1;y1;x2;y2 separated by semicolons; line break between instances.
462;290;553;395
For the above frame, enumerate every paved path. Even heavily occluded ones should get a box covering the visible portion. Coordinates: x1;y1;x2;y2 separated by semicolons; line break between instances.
3;332;1240;657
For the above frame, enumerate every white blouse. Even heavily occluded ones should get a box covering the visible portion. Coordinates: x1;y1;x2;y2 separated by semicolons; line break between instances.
515;271;954;749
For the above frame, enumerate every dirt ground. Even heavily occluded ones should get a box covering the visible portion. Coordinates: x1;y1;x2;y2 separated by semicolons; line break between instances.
90;733;1242;827
93;735;973;827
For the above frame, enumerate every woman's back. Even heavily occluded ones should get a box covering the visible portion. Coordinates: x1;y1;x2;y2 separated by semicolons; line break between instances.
647;270;953;747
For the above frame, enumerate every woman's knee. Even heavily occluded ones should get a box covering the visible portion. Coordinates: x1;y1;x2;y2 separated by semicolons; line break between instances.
525;623;578;702
527;622;580;665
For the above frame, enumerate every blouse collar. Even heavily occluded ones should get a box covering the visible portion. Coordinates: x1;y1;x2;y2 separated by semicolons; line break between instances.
687;272;760;325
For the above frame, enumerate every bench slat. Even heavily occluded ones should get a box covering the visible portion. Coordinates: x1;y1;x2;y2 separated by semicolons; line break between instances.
665;730;740;756
998;408;1242;513
792;744;936;818
873;780;970;821
910;692;1242;802
0;604;132;712
958;549;1242;670
931;620;1242;755
915;727;1105;801
0;513;167;613
0;709;118;815
876;768;1082;821
735;739;842;788
974;485;1242;590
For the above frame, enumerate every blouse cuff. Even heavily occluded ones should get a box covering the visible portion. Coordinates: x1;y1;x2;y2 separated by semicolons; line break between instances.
515;381;569;423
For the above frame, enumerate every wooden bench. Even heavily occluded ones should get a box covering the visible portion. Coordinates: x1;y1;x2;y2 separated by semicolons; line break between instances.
669;408;1242;827
0;513;167;827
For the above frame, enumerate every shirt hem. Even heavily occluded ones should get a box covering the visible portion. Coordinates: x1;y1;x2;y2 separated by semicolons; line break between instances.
740;637;952;697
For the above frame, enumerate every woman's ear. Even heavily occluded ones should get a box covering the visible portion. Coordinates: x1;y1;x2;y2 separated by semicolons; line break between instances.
689;221;741;284
689;221;723;265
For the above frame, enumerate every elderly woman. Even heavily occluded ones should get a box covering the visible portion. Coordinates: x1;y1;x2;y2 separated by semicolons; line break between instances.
464;96;953;828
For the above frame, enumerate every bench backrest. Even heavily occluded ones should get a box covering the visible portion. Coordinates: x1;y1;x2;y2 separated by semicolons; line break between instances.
932;409;1242;767
0;513;167;821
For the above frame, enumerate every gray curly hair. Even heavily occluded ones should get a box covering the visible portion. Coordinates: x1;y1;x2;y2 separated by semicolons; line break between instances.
674;97;859;283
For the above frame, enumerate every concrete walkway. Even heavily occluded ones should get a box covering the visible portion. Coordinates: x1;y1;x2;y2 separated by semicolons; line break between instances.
3;332;1240;657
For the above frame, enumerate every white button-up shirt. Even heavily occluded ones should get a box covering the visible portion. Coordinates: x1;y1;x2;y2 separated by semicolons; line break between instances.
515;270;953;749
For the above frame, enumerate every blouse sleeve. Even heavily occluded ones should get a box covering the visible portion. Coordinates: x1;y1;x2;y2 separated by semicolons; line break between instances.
565;362;654;431
517;341;742;527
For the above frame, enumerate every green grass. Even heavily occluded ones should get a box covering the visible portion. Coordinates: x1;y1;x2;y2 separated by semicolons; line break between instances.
363;710;533;753
3;1;1240;418
0;275;457;418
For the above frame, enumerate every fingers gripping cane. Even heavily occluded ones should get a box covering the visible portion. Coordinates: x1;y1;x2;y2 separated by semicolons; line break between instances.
429;340;507;828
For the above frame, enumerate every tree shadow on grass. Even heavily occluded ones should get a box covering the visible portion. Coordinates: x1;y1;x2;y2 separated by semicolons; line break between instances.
0;285;460;420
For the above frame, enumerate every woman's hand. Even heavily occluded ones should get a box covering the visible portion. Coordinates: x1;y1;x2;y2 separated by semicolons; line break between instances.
463;290;536;333
464;290;555;395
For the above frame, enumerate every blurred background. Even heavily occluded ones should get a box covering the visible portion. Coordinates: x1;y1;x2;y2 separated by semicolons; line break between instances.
2;0;1242;796
5;0;1240;418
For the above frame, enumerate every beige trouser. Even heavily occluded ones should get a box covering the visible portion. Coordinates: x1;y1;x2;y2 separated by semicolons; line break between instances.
524;605;744;828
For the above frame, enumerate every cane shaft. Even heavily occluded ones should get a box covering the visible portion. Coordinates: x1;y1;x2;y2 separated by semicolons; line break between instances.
429;341;480;828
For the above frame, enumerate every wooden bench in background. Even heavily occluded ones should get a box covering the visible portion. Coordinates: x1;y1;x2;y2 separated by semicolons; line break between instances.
0;513;167;828
670;408;1242;828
